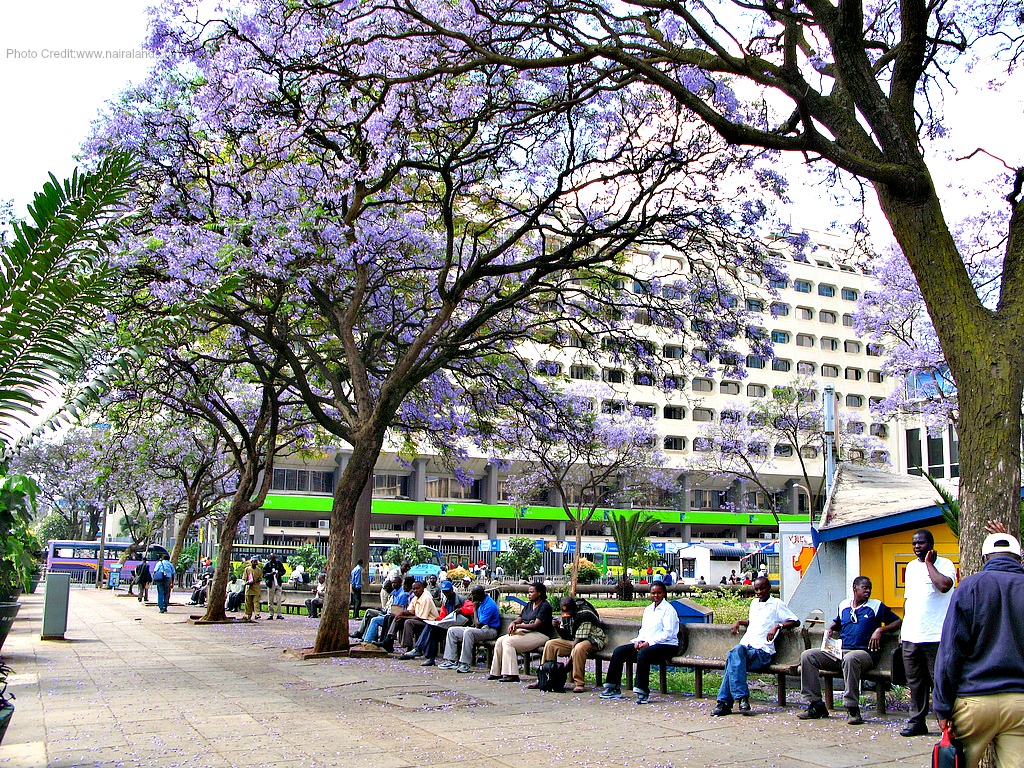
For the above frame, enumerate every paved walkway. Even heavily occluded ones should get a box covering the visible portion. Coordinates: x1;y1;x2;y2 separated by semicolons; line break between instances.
0;588;934;768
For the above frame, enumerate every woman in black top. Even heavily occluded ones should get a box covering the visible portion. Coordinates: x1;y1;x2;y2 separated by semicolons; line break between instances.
487;582;553;683
134;560;152;603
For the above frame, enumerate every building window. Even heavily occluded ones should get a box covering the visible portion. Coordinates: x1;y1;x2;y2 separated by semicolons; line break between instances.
721;409;742;423
848;421;866;435
680;557;696;579
746;355;766;369
664;435;687;451
774;444;794;457
818;284;836;297
272;468;335;494
794;280;812;293
747;384;767;397
692;378;714;392
693;348;711;363
770;277;788;289
663;344;685;359
426;476;480;500
720;381;741;395
846;394;864;407
797;306;814;320
821;337;839;351
949;426;960;478
746;298;764;312
772;358;792;372
570;364;595;380
842;287;859;301
870;423;888;438
869;396;885;407
928;433;945;478
801;446;819;459
820;310;837;324
373;474;409;498
868;370;885;383
844;340;861;354
692;408;714;422
771;330;790;344
821;364;839;377
796;333;815;347
634;402;657;418
603;368;625;384
601;400;626;414
799;388;816;403
567;333;592;348
843;313;855;327
535;360;562;376
867;343;883;357
845;368;863;381
664;405;686;420
633;371;655;386
906;428;923;474
771;302;791;317
797;361;816;375
664;374;686;389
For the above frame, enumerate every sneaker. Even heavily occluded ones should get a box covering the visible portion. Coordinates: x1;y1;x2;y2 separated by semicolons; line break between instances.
456;663;472;673
276;615;284;620
420;659;436;667
712;701;733;717
635;690;650;705
599;685;623;699
437;660;457;670
737;696;751;714
798;701;830;720
846;706;864;725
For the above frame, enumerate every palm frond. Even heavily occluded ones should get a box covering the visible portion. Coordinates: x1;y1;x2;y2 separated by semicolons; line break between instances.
0;152;139;448
921;470;959;538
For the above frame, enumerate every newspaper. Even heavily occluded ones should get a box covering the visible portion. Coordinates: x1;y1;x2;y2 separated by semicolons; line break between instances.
821;633;843;661
425;612;467;628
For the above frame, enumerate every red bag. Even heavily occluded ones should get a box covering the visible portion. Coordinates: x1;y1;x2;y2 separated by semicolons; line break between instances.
459;599;475;617
932;724;966;768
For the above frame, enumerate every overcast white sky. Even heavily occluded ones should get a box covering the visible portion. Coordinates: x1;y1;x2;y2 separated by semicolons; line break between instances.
1;1;1020;241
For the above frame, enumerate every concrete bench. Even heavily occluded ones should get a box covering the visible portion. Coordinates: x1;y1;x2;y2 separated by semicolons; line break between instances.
808;627;900;714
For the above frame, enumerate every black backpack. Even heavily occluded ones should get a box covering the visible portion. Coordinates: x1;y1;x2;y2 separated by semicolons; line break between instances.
570;597;605;629
536;660;568;692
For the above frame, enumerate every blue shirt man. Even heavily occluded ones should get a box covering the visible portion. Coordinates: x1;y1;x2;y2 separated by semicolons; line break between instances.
350;558;364;619
798;576;901;724
152;555;176;614
440;585;501;673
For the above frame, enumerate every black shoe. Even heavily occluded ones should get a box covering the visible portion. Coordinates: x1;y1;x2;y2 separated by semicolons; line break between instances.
712;701;733;717
798;701;830;720
499;675;521;683
737;696;751;714
421;659;435;666
900;723;929;737
846;706;864;725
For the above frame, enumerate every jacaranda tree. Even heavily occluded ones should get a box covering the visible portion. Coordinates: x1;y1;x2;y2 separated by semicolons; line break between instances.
90;1;791;652
395;0;1024;575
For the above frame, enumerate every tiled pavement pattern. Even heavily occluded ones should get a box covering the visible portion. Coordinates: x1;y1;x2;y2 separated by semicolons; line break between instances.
0;589;934;768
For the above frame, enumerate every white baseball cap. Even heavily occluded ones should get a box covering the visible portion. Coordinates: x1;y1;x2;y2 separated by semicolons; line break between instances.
982;533;1022;557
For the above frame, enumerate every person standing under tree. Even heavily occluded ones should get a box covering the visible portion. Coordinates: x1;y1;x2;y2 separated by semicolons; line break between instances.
351;558;364;619
263;553;286;620
899;529;955;737
243;556;263;621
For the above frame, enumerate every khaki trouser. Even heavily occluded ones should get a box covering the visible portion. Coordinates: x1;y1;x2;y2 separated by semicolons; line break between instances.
488;631;549;677
542;637;596;688
800;648;875;709
244;590;261;619
952;693;1024;768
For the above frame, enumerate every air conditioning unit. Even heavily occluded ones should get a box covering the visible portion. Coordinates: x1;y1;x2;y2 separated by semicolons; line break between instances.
318;520;330;529
760;533;774;539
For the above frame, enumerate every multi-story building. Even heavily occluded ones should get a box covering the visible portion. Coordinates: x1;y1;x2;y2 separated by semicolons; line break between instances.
247;232;925;560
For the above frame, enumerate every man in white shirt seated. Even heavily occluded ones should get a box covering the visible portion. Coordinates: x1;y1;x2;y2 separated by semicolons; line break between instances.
712;577;800;716
599;581;679;704
225;575;246;612
305;573;328;618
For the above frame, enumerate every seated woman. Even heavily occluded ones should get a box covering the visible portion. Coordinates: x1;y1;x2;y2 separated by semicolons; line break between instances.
486;581;553;683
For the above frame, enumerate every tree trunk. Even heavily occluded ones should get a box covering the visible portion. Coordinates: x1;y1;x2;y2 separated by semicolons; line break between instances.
876;184;1024;575
570;521;584;597
313;436;384;654
170;508;199;567
201;501;248;622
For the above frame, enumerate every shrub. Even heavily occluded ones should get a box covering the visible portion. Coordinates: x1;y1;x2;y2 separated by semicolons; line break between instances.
564;557;601;584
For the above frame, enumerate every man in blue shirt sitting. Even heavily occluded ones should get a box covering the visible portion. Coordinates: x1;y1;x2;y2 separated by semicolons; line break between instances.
439;585;501;673
798;576;902;724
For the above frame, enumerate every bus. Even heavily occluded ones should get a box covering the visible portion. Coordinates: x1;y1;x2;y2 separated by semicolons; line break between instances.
223;544;301;577
368;543;445;581
46;540;169;583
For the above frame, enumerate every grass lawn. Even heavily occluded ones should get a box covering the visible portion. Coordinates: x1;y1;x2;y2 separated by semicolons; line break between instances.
585;591;751;624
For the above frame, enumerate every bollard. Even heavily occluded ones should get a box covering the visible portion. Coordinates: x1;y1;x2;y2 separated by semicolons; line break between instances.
41;572;71;640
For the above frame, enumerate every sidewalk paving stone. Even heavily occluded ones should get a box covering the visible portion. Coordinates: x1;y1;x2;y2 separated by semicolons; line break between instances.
0;588;941;768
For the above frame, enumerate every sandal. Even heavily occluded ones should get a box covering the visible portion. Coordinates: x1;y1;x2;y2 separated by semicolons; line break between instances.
572;686;587;693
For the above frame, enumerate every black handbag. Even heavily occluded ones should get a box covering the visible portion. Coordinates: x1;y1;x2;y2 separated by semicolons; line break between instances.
932;724;966;768
890;642;907;687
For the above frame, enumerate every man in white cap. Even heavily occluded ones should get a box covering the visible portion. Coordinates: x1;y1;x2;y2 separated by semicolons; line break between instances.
934;522;1024;768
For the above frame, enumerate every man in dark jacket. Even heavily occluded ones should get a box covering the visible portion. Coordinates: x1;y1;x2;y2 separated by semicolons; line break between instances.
530;597;607;693
263;554;287;620
934;526;1024;768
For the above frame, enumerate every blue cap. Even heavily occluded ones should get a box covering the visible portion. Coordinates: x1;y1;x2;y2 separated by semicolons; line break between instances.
441;580;454;590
